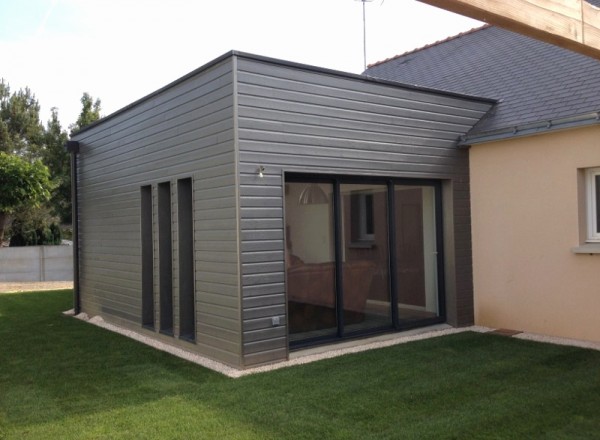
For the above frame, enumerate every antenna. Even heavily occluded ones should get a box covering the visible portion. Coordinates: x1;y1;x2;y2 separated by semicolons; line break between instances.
356;0;375;72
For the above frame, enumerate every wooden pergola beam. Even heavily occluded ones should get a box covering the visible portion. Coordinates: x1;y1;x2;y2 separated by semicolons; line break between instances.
417;0;600;60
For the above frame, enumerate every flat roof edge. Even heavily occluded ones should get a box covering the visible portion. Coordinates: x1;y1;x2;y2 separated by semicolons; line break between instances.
72;50;496;138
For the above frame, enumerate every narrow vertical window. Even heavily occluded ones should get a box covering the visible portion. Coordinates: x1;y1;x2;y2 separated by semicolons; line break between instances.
141;185;154;328
158;181;173;334
177;178;195;341
587;168;600;242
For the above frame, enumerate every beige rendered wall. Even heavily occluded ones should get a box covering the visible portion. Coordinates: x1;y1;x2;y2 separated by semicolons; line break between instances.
470;125;600;342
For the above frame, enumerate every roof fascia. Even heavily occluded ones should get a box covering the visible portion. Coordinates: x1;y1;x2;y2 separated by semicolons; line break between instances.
459;111;600;146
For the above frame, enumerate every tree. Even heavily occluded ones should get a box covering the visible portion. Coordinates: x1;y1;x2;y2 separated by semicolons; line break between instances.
0;152;52;241
0;79;45;159
69;92;101;136
43;108;70;223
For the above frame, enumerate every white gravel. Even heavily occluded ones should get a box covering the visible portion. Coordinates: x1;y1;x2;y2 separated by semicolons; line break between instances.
68;311;600;378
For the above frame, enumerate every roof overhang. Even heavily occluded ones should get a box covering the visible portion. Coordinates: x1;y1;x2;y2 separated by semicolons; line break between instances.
459;110;600;146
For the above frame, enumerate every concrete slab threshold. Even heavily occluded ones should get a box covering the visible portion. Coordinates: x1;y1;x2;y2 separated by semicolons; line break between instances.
65;310;600;378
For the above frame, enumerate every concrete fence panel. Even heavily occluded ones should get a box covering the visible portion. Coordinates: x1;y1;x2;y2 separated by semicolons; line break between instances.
0;246;73;282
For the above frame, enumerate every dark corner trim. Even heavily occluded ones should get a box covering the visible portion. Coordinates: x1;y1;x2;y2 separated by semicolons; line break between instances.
65;141;81;314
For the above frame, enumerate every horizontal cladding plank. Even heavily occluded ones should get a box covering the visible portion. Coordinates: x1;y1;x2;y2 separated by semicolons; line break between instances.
80;252;140;265
241;250;284;263
243;315;286;332
82;145;235;193
236;67;489;115
77;60;233;142
82;116;234;177
241;229;283;241
238;102;480;138
240;218;283;230
196;291;239;309
243;326;287;344
196;301;239;320
239;151;465;176
196;240;238;253
239;206;283;219
81;270;139;290
82;136;235;189
236;58;492;112
195;332;240;357
192;185;237;204
82;295;139;318
239;184;283;197
237;137;465;168
239;115;461;146
242;261;285;275
196;271;239;286
197;312;241;333
195;249;238;264
241;240;283;253
78;230;141;242
242;282;285;298
80;240;139;252
79;283;140;307
194;206;237;221
242;303;286;320
242;272;285;286
238;102;476;138
195;260;239;276
78;75;234;152
194;342;241;367
197;322;239;344
194;218;238;232
243;293;285;309
80;258;138;274
100;306;140;325
237;85;484;131
197;280;239;297
243;336;287;355
243;347;287;367
83;98;234;172
240;196;283;208
194;195;237;210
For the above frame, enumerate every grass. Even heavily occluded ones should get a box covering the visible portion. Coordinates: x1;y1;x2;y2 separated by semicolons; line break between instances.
1;291;600;439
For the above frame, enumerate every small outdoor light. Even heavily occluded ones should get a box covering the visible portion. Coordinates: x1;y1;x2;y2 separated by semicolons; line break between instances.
257;165;265;178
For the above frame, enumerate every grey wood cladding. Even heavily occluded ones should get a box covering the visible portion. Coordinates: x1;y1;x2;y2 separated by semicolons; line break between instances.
235;56;492;366
73;51;493;369
74;57;242;367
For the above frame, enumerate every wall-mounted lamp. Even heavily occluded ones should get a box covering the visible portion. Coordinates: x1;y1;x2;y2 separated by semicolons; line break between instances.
257;166;265;178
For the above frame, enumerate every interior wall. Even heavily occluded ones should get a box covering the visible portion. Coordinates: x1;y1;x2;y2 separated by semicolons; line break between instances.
470;125;600;342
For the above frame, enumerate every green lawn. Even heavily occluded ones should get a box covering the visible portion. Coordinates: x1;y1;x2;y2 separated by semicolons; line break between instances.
1;290;600;439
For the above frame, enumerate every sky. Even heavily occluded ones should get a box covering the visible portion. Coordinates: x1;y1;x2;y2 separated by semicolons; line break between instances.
0;0;482;129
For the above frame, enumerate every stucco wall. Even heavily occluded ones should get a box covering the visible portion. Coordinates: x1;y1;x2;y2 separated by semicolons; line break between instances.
470;125;600;342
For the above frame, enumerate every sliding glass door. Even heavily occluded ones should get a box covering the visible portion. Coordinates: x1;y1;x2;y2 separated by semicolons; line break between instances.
340;183;391;334
286;182;337;343
286;176;443;346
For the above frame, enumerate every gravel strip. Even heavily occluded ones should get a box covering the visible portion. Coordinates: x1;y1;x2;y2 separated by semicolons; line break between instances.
68;310;600;377
70;311;492;378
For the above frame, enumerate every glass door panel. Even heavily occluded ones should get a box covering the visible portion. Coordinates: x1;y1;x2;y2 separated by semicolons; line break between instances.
394;186;439;325
285;182;337;342
340;183;392;333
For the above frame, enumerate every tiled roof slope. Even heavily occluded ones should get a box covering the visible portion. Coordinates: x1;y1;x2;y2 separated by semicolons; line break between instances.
365;24;600;141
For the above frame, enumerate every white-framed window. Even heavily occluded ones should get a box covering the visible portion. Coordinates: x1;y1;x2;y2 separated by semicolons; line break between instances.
586;167;600;242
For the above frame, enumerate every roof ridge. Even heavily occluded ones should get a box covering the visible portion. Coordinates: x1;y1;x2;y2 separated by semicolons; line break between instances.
367;24;491;68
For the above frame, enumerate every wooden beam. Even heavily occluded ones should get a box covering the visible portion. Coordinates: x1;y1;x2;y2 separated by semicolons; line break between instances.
417;0;600;60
